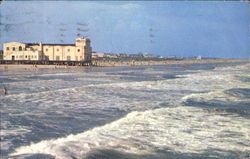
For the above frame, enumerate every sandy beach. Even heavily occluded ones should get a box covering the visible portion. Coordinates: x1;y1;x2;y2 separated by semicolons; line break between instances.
0;64;84;70
0;59;249;70
92;59;249;67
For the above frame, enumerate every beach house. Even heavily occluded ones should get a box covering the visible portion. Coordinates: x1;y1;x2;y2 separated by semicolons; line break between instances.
2;38;92;61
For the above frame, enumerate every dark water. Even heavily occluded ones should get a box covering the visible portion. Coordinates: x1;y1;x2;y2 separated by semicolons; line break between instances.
0;62;250;159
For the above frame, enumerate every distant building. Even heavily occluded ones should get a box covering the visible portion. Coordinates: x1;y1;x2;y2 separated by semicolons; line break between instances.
2;38;92;61
119;54;128;58
92;52;158;60
92;52;105;59
196;56;202;60
142;53;154;58
104;53;118;58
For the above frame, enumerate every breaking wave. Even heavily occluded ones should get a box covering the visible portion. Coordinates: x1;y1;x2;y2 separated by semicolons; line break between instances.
11;106;250;159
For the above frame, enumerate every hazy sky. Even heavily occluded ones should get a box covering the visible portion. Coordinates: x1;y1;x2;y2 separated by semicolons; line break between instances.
0;1;249;58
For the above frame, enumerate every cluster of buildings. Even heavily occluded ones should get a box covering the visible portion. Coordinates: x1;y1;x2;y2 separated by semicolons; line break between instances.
91;53;202;61
1;38;92;62
92;52;155;60
0;38;203;63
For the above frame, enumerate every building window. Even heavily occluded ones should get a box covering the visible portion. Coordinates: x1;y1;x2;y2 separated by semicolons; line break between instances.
6;47;9;51
34;55;37;58
25;56;27;58
67;56;71;61
19;46;22;51
57;49;59;52
56;56;60;61
13;47;15;51
77;49;80;52
46;49;48;52
31;55;33;58
68;49;70;52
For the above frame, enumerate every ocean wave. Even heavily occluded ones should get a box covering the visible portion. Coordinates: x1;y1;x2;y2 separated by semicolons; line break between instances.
11;106;250;159
213;63;250;71
224;88;250;99
182;86;250;118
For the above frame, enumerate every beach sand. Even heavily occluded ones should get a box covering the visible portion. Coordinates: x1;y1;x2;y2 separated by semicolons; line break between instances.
0;64;83;70
92;59;249;67
0;59;249;70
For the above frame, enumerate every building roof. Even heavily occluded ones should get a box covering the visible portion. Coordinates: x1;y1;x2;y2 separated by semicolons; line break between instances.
42;43;75;46
5;38;89;46
26;43;75;46
26;43;39;46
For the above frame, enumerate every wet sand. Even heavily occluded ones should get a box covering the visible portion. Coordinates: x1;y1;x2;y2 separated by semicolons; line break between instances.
0;64;83;71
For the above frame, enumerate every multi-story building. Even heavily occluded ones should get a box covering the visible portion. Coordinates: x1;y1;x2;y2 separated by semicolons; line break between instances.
2;38;92;61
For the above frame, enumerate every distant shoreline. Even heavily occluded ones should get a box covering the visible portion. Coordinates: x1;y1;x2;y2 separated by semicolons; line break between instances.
0;59;249;70
92;59;249;67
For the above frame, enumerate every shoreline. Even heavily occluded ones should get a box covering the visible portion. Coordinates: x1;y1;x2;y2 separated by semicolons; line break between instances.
0;64;82;70
92;59;249;67
0;59;249;70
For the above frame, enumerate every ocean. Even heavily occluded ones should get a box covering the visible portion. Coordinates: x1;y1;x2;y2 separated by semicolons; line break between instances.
0;62;250;159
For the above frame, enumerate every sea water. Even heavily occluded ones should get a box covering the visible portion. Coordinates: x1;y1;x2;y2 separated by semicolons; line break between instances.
0;62;249;159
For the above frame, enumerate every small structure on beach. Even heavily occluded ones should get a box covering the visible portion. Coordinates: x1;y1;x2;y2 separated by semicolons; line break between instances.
2;38;92;62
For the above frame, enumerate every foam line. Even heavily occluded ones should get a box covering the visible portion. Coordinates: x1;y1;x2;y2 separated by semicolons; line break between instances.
11;106;250;159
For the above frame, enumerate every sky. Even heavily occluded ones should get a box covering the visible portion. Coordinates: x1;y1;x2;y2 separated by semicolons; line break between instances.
0;1;249;58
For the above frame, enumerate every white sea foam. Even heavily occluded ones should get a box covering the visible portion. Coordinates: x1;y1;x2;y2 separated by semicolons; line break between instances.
181;64;250;109
1;141;12;152
11;106;250;158
0;120;32;138
214;63;250;71
0;126;31;137
2;63;248;100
